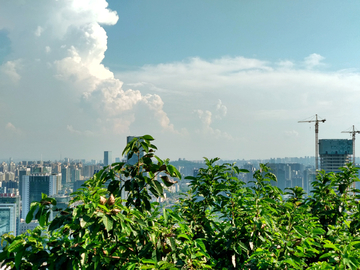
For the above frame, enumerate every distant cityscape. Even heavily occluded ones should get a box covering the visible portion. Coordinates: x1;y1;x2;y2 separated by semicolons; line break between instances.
0;137;359;240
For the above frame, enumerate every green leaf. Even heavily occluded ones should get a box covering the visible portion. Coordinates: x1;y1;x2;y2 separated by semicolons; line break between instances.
312;228;325;235
163;208;168;225
15;248;24;269
323;242;339;251
8;239;25;253
152;180;164;197
49;216;65;231
161;176;176;187
102;215;113;231
282;258;298;268
142;135;155;141
26;202;39;223
169;237;176;251
141;258;156;265
339;183;347;194
39;212;47;227
195;239;207;254
178;234;190;241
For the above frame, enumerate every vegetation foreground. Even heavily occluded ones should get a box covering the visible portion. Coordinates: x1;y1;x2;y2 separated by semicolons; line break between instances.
1;135;360;269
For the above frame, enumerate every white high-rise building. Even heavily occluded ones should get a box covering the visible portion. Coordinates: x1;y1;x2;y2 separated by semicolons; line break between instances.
0;203;17;236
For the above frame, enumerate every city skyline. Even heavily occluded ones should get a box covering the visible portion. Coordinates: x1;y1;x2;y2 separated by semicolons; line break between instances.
1;1;360;160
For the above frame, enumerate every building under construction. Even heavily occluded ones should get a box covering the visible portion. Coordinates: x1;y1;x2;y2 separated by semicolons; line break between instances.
319;139;353;173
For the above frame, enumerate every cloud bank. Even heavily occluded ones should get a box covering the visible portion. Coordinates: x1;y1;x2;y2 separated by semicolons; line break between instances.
0;0;178;159
116;55;360;159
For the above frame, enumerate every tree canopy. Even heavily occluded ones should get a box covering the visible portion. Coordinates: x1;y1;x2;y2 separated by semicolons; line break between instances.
1;135;360;269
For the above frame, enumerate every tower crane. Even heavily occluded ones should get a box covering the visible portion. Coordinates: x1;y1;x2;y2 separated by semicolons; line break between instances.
341;125;360;165
298;114;326;171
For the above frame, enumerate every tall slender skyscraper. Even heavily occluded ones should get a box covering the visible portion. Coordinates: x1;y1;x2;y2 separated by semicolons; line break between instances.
104;151;112;166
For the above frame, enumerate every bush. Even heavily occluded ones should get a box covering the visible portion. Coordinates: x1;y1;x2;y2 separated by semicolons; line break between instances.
1;135;360;269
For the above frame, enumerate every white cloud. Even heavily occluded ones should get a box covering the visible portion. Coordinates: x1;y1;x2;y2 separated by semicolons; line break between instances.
5;122;22;135
0;60;22;83
142;94;177;133
277;60;294;69
5;123;16;131
112;116;135;135
284;130;299;137
116;55;360;159
304;53;325;69
194;109;232;140
0;0;181;159
67;125;94;136
215;99;227;119
196;110;212;127
34;26;44;37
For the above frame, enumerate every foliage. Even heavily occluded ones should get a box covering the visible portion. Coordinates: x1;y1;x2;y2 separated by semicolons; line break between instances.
1;135;360;269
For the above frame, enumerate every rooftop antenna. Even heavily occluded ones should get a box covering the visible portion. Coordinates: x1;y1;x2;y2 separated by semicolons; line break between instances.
298;114;326;171
341;125;360;165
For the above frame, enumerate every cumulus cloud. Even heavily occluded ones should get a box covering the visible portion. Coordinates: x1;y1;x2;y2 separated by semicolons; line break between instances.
215;99;227;119
0;60;22;83
142;94;177;133
194;109;232;140
196;110;212;127
304;53;325;69
0;0;177;142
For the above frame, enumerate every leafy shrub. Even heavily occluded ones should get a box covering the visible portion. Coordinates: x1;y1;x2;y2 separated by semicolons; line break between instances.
1;135;360;269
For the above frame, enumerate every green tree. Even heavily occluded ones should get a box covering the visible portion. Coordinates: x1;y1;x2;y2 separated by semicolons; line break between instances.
2;136;360;269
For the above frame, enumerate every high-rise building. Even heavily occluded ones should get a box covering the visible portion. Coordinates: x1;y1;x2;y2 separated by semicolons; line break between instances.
61;166;70;186
18;168;30;198
0;202;17;236
0;194;20;236
104;151;112;166
21;174;58;220
319;139;352;173
0;162;8;173
9;162;16;173
304;168;316;195
242;163;256;186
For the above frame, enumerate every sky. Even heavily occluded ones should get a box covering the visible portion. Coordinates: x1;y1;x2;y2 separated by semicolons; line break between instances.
1;0;360;162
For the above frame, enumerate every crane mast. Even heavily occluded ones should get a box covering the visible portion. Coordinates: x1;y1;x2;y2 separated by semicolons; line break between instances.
341;125;360;165
298;114;326;171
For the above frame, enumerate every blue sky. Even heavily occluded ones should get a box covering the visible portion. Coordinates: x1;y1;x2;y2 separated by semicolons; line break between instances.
102;0;360;71
1;0;360;161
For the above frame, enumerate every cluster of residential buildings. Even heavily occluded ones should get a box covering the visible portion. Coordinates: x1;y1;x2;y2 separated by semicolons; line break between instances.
0;152;114;237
